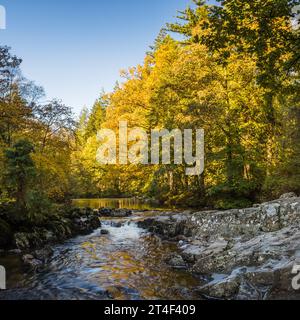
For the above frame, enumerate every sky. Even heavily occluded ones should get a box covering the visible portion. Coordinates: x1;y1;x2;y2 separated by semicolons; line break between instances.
0;0;216;114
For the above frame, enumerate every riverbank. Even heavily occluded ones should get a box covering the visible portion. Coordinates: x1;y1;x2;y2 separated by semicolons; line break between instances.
1;194;300;300
0;212;201;300
0;206;101;253
138;193;300;300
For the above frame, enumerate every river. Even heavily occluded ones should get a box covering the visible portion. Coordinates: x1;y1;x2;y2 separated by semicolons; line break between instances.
72;198;169;211
0;200;201;300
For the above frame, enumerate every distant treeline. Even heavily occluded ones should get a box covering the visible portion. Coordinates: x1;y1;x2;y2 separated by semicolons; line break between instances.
73;0;300;208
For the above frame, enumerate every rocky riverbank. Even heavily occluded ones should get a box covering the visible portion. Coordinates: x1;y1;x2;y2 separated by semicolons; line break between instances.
0;207;133;271
2;196;300;300
0;207;101;253
138;193;300;300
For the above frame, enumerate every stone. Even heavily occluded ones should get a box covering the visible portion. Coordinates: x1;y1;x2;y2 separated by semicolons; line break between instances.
22;254;43;271
111;222;122;228
99;208;132;218
14;233;31;250
165;254;187;269
33;246;54;262
139;195;300;300
72;213;101;234
198;275;241;299
264;203;280;217
280;192;297;199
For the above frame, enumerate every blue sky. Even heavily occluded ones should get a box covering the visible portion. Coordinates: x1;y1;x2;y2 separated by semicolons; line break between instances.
0;0;216;114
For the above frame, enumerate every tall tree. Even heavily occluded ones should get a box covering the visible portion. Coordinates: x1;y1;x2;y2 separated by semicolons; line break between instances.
4;140;35;210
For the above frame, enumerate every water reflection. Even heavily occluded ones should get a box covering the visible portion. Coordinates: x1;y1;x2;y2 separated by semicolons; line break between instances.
72;198;166;211
0;220;201;300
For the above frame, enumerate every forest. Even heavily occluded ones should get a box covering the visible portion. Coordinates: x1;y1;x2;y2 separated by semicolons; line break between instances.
1;0;300;234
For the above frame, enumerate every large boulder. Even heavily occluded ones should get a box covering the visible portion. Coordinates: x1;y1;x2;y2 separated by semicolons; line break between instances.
137;213;190;239
52;207;101;237
72;213;101;234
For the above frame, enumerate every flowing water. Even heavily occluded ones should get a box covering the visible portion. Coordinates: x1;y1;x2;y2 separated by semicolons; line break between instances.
0;208;201;300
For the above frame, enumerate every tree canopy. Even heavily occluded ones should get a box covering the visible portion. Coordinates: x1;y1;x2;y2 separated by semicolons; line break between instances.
1;0;300;213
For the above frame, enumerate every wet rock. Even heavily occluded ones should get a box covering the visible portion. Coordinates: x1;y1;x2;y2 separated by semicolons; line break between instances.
14;233;31;250
13;209;101;251
0;206;102;254
101;229;110;235
33;246;54;262
138;214;190;239
22;254;34;262
267;265;300;300
111;222;122;228
99;208;132;218
14;229;57;250
165;254;187;269
198;275;241;299
22;254;43;271
72;213;101;234
99;208;113;216
178;239;187;247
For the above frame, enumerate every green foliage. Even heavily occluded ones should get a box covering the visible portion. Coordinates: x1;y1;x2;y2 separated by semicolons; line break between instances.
0;46;75;226
71;0;300;208
1;0;300;214
25;190;54;224
4;139;36;210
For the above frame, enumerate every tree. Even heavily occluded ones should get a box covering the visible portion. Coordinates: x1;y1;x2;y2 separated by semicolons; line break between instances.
34;99;75;153
84;96;107;139
4;140;35;210
0;46;33;146
0;46;22;97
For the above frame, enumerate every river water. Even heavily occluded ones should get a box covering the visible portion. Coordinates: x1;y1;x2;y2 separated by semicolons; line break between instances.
72;198;168;211
0;202;202;300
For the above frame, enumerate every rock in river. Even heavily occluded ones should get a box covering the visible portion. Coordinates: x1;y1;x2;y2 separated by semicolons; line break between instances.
22;254;43;271
99;208;132;218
